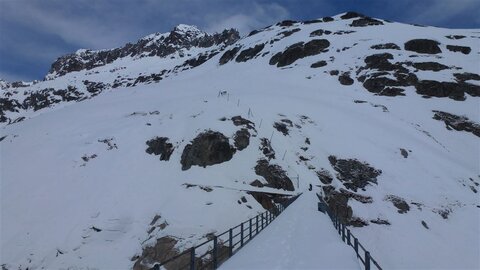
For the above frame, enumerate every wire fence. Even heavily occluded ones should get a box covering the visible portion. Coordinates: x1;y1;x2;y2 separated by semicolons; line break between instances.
151;193;302;270
316;193;382;270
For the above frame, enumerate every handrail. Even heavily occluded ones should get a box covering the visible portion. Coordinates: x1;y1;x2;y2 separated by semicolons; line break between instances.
316;193;382;270
151;193;302;270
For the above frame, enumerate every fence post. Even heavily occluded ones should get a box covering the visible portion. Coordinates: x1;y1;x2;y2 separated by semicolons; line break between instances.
262;213;265;230
240;223;244;247
365;251;371;270
190;247;195;270
347;229;351;245
354;237;359;256
229;228;233;257
256;215;259;234
213;236;218;269
249;218;252;240
342;223;346;242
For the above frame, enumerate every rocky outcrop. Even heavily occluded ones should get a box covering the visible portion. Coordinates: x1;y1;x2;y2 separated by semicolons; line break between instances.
338;73;354;85
412;62;449;71
180;131;236;170
235;44;265;62
219;47;241;65
404;39;441;54
385;195;410;213
260;138;275;160
370;43;400;50
233;129;250;150
146;137;174;161
350;17;383;27
446;45;471;54
432;110;480;137
255;159;294;191
328;155;382;192
269;39;330;67
310;60;327;68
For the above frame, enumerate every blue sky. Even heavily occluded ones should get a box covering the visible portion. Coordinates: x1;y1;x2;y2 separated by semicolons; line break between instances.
1;0;479;82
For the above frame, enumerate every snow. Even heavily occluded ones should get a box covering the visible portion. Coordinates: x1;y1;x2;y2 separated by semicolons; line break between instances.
1;13;479;270
220;191;361;270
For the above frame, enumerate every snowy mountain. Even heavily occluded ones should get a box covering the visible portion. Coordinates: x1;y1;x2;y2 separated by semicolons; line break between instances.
1;11;479;270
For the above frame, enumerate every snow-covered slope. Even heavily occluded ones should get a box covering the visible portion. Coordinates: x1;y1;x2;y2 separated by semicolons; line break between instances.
1;12;479;270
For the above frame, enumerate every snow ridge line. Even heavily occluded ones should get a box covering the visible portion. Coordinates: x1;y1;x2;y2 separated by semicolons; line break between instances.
151;194;302;270
317;193;382;270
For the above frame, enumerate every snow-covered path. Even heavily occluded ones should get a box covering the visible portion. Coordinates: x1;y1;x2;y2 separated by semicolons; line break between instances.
220;191;361;270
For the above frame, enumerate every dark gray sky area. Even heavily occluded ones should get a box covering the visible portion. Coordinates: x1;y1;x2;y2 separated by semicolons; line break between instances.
1;0;479;82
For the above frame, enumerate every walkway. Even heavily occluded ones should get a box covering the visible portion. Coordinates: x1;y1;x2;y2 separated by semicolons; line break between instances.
220;191;360;269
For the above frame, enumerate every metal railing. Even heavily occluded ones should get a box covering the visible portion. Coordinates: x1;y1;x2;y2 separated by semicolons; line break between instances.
152;193;301;270
316;193;382;270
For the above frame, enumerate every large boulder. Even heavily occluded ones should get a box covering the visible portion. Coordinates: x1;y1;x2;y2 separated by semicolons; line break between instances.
146;137;174;161
404;39;441;54
180;131;236;170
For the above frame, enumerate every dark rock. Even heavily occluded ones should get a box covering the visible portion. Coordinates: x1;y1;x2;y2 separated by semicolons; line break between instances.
421;220;429;229
333;30;356;35
234;129;250;150
412;62;449;71
434;208;450;219
235;44;265;62
182;51;219;68
269;39;330;67
340;188;373;203
279;28;300;38
250;180;264;187
328;155;382;191
400;148;408;158
277;20;297;27
231;115;255;130
260;138;275;160
432;110;480;137
322;16;334;22
415;80;473;100
180;131;236;170
453;72;480;82
303;19;323;24
133;236;189;270
370;43;400;50
338;73;354;85
310;29;332;37
348;217;368;227
248;29;262;36
446;45;471;54
371;218;391;225
329;70;339;76
255;159;294;191
340;12;364;19
0;135;6;142
310;60;327;68
219;47;241;65
274;122;289;135
445;35;466;40
322;187;352;224
350;17;383;27
385;195;410;213
354;100;367;103
404;39;441;54
146;137;174;161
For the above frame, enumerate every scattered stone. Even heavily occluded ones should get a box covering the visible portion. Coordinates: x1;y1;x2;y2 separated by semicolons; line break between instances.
98;138;118;150
328;155;382;191
234;128;250;151
404;39;441;54
235;44;265;62
260;138;275;160
273;122;289;136
241;196;247;203
370;43;400;50
146;137;174;161
310;60;327;68
433;110;480;137
348;217;368;227
412;62;449;71
446;45;471;54
385;195;410;213
231;115;255;130
255;159;294;191
354;100;367;103
400;148;408;158
82;154;97;162
446;35;466;40
310;29;332;37
434;208;450;219
180;131;236;170
338;73;354;85
421;220;429;229
269;39;330;67
219;47;241;65
305;138;310;145
371;218;391;225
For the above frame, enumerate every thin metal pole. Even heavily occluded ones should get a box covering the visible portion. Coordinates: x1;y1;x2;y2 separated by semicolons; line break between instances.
240;223;244;247
342;223;346;242
347;229;351;245
256;215;259;234
249;218;252;240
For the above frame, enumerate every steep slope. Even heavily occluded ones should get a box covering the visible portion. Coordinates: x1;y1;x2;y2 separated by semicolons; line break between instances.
1;12;479;270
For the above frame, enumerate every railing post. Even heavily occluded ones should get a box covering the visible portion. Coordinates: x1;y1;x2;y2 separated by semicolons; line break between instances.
365;251;371;270
190;247;195;270
262;213;265;229
347;229;351;245
229;228;233;257
213;236;218;269
342;223;346;242
240;222;244;247
249;218;252;240
256;215;259;234
354;237;359;256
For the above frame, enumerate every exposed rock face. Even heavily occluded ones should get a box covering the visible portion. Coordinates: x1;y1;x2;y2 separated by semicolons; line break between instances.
255;159;294;191
328;155;382;191
370;43;400;50
340;12;364;19
338;73;354;85
146;137;174;161
316;169;333;184
446;45;471;54
412;62;449;71
350;17;383;27
269;39;330;67
260;138;275;160
235;44;265;62
322;186;353;224
133;236;185;270
233;128;250;150
180;131;236;170
231;115;255;130
385;195;410;213
310;60;327;68
415;80;479;100
219;47;241;65
48;26;240;78
432;110;480;137
310;29;332;37
454;72;480;82
404;39;441;54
